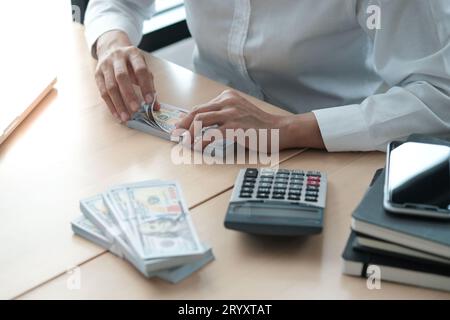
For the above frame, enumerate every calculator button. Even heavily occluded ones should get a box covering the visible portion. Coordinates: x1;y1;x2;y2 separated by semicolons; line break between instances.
243;181;255;187
306;185;320;190
240;192;253;198
260;172;275;178
245;168;258;178
274;183;287;189
256;193;269;199
307;181;320;187
306;171;321;177
257;187;271;193
259;177;273;183
273;194;286;199
289;186;302;191
259;182;272;188
288;195;301;201
290;179;304;185
244;177;256;184
288;190;301;196
277;169;290;173
305;197;318;202
275;174;288;178
240;187;254;193
292;172;305;177
305;191;319;197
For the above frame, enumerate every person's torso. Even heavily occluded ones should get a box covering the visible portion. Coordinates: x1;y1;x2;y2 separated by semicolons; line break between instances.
184;0;383;113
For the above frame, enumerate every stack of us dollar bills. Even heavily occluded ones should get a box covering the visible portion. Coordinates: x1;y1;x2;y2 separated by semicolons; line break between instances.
71;180;214;284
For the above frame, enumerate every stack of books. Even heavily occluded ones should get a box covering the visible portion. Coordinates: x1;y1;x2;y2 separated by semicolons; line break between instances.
342;169;450;292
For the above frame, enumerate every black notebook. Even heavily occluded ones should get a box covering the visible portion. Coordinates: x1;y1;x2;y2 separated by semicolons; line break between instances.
353;232;450;266
351;170;450;259
342;231;450;292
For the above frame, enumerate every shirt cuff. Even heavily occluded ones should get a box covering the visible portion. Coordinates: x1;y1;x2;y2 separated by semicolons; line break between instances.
312;105;376;152
85;14;142;59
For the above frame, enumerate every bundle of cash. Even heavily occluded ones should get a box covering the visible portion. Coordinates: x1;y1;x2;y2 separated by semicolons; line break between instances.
127;97;187;140
71;180;214;284
127;97;235;157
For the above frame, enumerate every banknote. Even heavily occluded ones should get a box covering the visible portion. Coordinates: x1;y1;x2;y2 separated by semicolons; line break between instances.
104;181;204;261
103;187;144;255
128;183;183;217
127;99;236;159
151;103;187;133
71;215;214;282
80;194;122;240
71;215;122;257
125;181;203;260
134;95;188;134
80;189;207;273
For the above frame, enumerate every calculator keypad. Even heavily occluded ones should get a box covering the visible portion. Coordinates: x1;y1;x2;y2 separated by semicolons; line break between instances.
236;168;326;207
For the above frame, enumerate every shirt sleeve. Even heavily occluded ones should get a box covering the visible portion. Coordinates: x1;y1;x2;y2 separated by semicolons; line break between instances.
312;0;450;152
84;0;156;58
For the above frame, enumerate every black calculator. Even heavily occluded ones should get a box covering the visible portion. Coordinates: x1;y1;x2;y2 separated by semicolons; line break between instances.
224;168;327;236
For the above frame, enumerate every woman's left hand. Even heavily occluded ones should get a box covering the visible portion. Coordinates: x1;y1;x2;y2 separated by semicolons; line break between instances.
174;89;325;151
174;90;290;151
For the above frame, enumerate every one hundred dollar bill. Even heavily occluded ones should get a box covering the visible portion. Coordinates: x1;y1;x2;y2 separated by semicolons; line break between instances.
71;215;213;282
103;180;204;261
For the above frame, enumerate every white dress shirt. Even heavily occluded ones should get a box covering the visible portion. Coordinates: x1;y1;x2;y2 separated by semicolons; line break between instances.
85;0;450;152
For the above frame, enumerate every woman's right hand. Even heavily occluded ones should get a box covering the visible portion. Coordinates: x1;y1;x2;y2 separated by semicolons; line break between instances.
94;30;158;123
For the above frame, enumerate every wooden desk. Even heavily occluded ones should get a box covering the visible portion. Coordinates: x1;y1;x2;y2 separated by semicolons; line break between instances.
18;151;450;299
0;24;300;299
4;23;450;300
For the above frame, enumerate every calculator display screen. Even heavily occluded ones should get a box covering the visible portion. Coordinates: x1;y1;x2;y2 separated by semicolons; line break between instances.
233;202;320;219
387;142;450;210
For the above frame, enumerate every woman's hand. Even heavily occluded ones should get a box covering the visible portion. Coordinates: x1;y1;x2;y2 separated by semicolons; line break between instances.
175;90;325;151
94;30;159;123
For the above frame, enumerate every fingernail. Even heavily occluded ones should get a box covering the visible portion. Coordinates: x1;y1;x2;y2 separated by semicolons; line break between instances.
130;101;139;112
145;94;154;104
120;112;129;122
